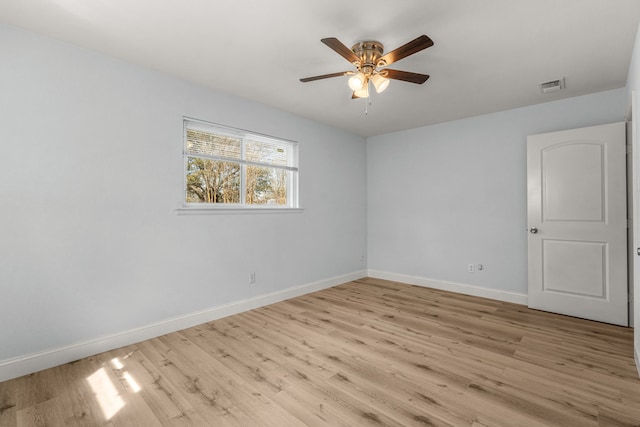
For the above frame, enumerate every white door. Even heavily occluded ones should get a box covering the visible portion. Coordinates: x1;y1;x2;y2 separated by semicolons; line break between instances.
527;122;627;326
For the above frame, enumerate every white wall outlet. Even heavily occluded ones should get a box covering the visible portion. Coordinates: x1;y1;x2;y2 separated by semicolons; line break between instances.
250;272;256;284
468;264;475;273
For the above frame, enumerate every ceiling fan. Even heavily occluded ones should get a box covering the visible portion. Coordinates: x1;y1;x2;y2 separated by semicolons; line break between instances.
300;35;434;99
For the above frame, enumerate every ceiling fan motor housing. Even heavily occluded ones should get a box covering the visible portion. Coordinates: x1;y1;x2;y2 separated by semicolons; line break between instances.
351;41;385;74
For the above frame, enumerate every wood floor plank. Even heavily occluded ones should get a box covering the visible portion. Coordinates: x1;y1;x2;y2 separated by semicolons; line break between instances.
140;335;284;427
108;346;210;426
1;278;639;426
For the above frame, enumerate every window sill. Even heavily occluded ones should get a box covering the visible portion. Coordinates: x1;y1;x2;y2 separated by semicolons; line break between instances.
176;207;304;215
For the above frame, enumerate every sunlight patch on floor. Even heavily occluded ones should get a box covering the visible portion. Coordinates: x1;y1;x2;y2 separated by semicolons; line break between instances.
111;356;142;393
111;357;124;370
122;371;141;393
87;367;125;420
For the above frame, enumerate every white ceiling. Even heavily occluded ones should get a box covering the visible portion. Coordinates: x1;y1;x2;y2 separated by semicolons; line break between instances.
2;0;640;137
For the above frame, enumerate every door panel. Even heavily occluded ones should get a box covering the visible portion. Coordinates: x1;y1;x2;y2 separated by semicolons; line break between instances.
542;239;606;298
543;143;604;221
527;122;627;326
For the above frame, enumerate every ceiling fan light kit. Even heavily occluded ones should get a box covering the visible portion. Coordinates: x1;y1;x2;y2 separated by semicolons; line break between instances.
371;73;390;93
353;84;369;99
300;34;433;103
348;71;366;90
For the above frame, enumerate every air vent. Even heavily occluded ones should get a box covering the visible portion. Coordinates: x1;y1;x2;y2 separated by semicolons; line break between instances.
540;78;565;94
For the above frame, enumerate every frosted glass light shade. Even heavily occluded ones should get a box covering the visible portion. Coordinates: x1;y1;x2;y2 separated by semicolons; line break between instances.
348;72;365;90
371;73;390;93
354;85;369;98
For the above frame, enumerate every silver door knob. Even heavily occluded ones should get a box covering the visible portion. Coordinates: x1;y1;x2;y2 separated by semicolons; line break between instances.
529;227;538;234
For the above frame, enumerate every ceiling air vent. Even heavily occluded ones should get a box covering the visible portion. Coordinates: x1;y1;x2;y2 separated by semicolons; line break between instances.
540;78;565;94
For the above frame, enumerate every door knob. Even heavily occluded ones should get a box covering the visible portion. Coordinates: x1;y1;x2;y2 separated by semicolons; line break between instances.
529;227;538;234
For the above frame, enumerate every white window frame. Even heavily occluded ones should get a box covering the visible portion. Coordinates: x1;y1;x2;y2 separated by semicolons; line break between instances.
179;117;301;214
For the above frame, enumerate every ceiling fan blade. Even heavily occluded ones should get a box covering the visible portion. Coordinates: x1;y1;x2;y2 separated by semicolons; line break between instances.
378;35;434;66
383;69;430;84
300;71;349;82
321;37;360;64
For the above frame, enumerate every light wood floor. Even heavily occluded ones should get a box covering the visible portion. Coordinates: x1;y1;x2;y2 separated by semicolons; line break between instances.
1;277;639;426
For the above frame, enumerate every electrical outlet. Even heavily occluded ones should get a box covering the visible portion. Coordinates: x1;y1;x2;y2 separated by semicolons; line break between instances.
250;272;256;284
468;264;475;273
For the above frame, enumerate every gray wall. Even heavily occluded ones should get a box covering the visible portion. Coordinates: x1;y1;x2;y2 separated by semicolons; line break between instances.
367;88;627;295
0;23;367;363
2;18;638;378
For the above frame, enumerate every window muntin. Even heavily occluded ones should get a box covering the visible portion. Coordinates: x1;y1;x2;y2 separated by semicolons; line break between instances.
184;119;298;208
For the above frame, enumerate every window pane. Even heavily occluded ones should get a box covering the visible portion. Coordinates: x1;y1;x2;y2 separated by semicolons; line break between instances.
186;157;240;203
245;166;288;205
245;139;289;167
186;129;242;160
183;119;298;209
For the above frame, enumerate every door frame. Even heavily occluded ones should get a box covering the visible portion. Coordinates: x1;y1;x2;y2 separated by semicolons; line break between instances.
629;90;640;376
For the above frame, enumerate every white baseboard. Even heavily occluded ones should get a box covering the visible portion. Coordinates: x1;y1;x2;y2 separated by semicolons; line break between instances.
367;269;528;306
0;270;366;383
636;344;640;379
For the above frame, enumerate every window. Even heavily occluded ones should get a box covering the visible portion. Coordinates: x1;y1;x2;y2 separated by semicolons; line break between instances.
183;118;299;209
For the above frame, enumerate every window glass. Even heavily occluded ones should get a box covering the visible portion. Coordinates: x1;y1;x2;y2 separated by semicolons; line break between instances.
184;119;298;208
